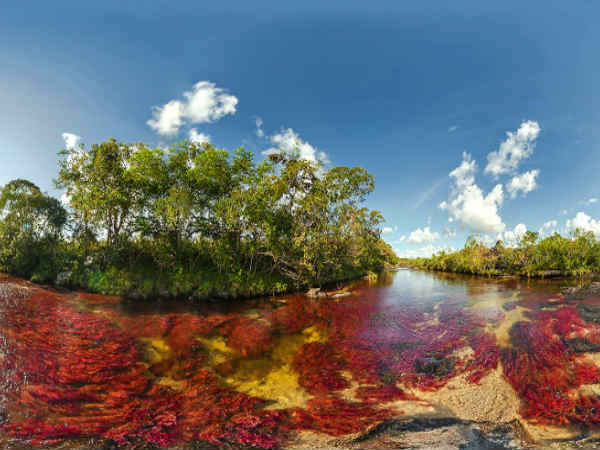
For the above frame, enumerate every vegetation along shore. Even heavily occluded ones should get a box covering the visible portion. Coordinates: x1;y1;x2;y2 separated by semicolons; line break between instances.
403;231;600;279
0;139;398;301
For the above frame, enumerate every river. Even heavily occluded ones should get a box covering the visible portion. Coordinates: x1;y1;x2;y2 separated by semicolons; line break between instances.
2;270;600;449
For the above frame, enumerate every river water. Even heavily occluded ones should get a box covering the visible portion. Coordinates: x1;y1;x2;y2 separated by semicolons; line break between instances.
3;270;600;449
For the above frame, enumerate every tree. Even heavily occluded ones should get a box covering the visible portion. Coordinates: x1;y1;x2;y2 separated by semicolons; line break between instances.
0;179;66;279
56;138;137;249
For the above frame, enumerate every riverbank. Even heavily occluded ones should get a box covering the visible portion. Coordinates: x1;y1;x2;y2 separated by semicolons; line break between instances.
401;231;600;280
45;264;384;303
401;262;600;281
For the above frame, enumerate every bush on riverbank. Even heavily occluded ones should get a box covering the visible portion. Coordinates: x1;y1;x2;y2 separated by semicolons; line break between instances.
404;231;600;277
0;139;398;298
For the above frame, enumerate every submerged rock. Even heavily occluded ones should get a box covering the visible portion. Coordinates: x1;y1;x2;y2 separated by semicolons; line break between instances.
566;337;600;353
415;356;456;377
562;282;600;300
307;288;321;298
343;418;523;450
576;303;600;324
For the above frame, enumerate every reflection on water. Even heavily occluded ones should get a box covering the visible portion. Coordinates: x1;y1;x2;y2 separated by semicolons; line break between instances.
2;271;600;448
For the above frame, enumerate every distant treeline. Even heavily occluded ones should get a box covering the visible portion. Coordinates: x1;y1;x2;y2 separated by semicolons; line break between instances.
0;139;398;299
404;231;600;277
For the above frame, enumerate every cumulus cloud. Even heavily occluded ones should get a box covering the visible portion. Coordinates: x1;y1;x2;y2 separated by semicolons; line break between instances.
448;125;459;133
407;226;440;244
62;132;81;151
398;245;455;258
443;227;457;238
255;117;264;137
147;81;238;136
507;169;539;198
538;219;558;236
439;152;505;233
263;128;329;163
497;223;527;246
485;120;540;177
147;100;185;136
475;234;496;246
188;128;210;144
566;212;600;237
382;226;394;234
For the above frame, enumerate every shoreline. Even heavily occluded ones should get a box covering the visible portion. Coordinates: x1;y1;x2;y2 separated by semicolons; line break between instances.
397;264;600;282
19;269;382;305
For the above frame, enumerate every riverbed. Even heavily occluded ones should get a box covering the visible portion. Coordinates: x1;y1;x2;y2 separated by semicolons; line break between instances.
3;270;600;449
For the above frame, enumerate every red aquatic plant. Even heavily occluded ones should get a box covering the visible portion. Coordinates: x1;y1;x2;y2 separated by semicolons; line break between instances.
465;331;500;384
270;295;319;334
223;317;274;357
354;384;414;404
293;342;349;394
289;395;394;436
500;307;600;425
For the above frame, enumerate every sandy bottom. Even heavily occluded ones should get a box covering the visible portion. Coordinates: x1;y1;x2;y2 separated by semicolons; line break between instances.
407;366;520;423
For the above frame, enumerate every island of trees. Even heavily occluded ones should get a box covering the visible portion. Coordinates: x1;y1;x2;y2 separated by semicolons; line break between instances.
405;231;600;278
0;139;398;300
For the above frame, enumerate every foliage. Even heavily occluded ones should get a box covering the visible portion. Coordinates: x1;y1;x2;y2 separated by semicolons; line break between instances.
405;229;600;277
0;179;67;281
0;139;397;298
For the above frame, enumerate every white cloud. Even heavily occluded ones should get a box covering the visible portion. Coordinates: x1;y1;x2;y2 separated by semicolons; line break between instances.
147;81;238;136
590;198;598;204
543;220;557;229
443;227;457;238
147;100;186;136
382;226;394;234
507;169;539;198
263;128;329;163
62;132;81;151
189;128;210;144
255;117;264;137
398;245;455;258
476;234;496;246
484;120;540;177
448;125;459;133
439;152;505;233
566;212;600;237
407;226;440;244
184;81;237;123
498;223;527;246
538;219;558;236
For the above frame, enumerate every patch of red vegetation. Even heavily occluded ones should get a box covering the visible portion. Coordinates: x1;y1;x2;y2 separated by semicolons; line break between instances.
465;332;500;384
501;306;600;425
269;295;319;334
354;384;415;404
319;296;495;392
289;396;394;436
221;317;274;357
0;285;286;449
293;342;349;394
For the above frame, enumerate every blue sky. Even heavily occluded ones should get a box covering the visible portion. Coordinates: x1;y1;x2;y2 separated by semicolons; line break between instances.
1;1;600;256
